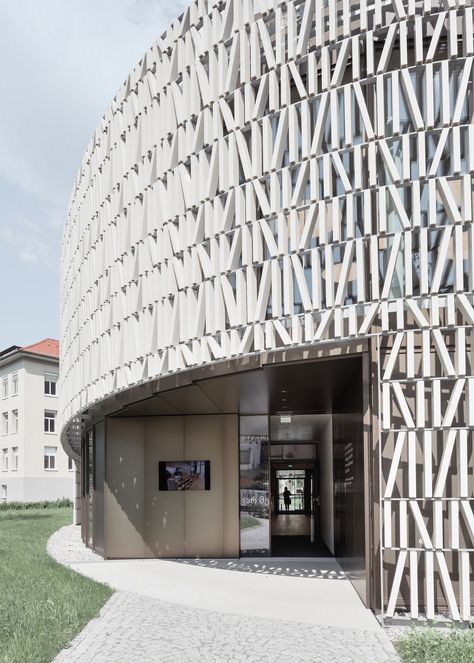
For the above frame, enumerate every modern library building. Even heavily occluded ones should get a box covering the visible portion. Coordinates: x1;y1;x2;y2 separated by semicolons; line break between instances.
60;0;474;621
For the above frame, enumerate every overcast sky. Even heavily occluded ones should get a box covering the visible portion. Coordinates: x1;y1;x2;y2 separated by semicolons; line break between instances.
0;0;187;350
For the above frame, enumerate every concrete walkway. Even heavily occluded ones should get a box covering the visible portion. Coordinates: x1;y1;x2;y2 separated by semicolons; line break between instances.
49;525;399;662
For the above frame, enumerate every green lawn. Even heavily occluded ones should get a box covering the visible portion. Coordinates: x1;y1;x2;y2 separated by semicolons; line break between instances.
397;628;474;663
240;515;261;530
0;507;112;663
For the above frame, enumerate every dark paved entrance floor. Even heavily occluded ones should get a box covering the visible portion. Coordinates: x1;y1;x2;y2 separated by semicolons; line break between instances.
271;514;332;556
272;513;311;535
272;535;332;557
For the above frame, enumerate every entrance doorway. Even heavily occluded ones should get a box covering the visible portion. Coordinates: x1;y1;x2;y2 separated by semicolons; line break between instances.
270;458;331;557
239;355;368;604
275;468;307;514
266;357;367;600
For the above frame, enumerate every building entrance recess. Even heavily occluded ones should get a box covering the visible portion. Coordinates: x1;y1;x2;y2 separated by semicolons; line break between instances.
239;356;368;603
91;353;369;605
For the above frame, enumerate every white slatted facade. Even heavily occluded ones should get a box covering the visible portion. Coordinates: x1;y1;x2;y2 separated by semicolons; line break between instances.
60;0;474;619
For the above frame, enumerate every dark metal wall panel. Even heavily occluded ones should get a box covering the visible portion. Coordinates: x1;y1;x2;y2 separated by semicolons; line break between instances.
332;359;367;604
94;421;105;555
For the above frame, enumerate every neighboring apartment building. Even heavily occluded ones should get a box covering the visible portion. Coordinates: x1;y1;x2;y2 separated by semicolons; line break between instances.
0;339;73;502
60;0;474;622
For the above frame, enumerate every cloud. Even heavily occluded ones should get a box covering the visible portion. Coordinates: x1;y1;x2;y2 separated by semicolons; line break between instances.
19;245;42;266
0;212;55;269
0;0;187;348
0;0;187;208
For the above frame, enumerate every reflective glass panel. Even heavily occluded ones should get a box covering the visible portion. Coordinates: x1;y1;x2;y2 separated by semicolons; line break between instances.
239;415;270;556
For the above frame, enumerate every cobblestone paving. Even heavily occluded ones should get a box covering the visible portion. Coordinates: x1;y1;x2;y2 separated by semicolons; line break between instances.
48;525;103;564
52;591;399;663
49;525;400;663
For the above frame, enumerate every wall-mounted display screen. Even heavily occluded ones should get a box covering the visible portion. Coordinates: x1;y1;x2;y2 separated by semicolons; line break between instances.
159;460;211;491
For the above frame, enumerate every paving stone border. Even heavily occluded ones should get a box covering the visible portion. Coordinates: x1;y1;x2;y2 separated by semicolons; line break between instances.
48;524;103;566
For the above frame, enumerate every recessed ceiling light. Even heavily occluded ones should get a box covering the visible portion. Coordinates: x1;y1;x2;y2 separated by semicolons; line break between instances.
280;415;292;424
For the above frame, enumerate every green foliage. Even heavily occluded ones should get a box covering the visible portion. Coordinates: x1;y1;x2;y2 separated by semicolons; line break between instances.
397;627;474;663
0;507;112;663
0;498;72;511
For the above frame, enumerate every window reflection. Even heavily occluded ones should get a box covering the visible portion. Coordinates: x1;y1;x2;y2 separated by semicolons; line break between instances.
239;415;270;556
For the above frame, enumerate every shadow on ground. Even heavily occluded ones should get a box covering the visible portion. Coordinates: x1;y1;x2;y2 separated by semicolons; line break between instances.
172;557;347;579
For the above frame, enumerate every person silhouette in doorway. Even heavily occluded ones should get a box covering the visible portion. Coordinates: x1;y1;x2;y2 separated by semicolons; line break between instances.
283;486;291;512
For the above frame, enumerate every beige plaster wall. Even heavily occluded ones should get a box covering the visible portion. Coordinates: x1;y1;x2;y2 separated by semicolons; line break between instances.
105;414;239;558
105;418;147;557
143;416;185;557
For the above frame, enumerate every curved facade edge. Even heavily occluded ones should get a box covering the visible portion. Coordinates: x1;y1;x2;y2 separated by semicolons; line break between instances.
61;0;474;621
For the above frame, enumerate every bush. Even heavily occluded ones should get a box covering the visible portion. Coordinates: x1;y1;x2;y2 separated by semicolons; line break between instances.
397;627;474;663
0;498;72;511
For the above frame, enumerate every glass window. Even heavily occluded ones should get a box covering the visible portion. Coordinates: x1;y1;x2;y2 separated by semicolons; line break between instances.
11;374;18;396
2;412;8;435
44;374;57;396
11;447;18;471
44;410;56;433
239;415;270;556
44;446;57;470
2;378;8;399
68;456;74;471
1;484;6;500
11;410;18;434
2;448;8;471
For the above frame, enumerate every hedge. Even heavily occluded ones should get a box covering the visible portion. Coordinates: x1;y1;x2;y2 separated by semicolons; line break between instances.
0;498;73;511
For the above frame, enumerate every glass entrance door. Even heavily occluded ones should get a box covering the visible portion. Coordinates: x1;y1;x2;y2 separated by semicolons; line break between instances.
275;469;306;513
271;464;315;546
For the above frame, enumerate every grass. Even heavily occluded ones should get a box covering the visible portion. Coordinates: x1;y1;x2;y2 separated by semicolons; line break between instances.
396;627;474;663
240;515;260;530
0;507;112;663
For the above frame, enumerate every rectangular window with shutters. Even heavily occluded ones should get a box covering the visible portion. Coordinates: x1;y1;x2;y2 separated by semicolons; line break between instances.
11;374;18;396
44;446;57;470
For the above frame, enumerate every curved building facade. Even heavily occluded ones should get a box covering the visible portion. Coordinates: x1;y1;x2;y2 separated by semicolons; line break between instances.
61;0;474;620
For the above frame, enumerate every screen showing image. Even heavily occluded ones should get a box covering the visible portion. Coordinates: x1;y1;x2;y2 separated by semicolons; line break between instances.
159;460;211;491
